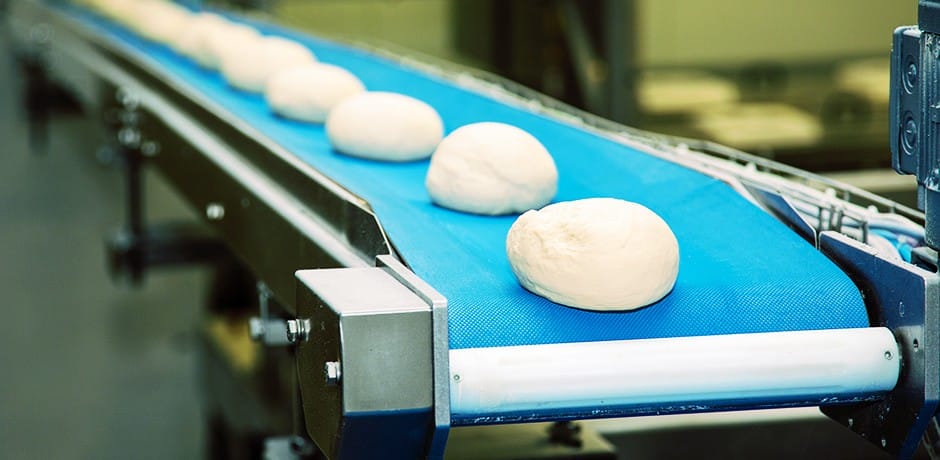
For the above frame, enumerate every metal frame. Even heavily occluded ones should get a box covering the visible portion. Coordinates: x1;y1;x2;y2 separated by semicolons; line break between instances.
10;1;938;458
18;2;394;308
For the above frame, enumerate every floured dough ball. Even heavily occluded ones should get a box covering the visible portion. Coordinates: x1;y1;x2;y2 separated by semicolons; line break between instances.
200;23;262;71
220;36;317;93
172;12;233;67
132;1;192;45
326;92;443;161
506;198;680;311
265;64;366;122
425;122;557;215
87;0;134;22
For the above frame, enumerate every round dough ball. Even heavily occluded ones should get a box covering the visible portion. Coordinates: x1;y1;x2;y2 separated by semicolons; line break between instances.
200;22;262;71
506;198;680;311
265;64;366;122
220;36;317;93
172;13;232;67
133;1;192;44
325;92;443;161
425;122;557;215
90;0;135;23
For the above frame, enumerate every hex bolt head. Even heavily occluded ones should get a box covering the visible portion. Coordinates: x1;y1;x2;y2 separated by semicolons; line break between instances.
324;361;342;386
285;319;310;344
205;203;225;221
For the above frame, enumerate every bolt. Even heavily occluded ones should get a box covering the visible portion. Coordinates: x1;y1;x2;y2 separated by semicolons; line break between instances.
285;319;310;343
205;203;225;220
115;87;140;109
324;361;342;386
904;62;918;93
902;117;918;155
248;317;264;341
140;141;159;157
884;350;893;360
29;24;52;44
117;127;140;148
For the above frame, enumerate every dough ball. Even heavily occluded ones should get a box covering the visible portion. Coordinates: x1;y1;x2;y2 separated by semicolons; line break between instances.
172;13;232;67
132;1;192;45
265;63;366;123
201;23;262;71
425;122;557;215
89;0;135;23
506;198;680;311
220;36;317;93
325;92;443;161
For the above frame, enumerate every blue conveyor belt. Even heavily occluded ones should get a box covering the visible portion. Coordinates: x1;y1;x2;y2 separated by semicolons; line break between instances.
69;7;869;350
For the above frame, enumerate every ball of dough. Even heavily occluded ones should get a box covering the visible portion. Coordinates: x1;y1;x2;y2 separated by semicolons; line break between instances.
506;198;680;311
220;36;317;93
425;122;557;215
133;1;192;45
325;92;444;161
90;0;136;24
172;13;233;67
200;22;262;71
265;64;366;123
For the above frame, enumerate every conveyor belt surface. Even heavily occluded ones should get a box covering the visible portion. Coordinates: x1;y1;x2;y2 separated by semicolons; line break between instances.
67;7;869;349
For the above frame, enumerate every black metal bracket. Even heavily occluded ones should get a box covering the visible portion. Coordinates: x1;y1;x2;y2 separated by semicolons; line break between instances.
819;231;940;459
14;23;81;154
104;88;230;284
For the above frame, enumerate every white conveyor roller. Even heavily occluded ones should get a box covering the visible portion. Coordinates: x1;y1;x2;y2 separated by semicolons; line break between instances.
449;327;900;417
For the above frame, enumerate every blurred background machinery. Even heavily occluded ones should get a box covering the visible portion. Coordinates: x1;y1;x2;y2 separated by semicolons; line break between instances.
259;0;918;203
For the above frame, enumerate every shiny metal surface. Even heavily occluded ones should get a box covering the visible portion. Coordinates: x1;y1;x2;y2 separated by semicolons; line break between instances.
294;267;434;459
377;254;451;458
13;0;395;314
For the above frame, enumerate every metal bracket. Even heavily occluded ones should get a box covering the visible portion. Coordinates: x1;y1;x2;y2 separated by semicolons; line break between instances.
15;22;80;154
293;256;449;459
891;21;940;248
104;87;231;284
818;231;940;459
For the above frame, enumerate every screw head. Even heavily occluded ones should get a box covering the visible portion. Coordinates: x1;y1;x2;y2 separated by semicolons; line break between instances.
904;61;918;93
902;117;918;155
117;127;140;148
140;141;160;157
205;203;225;221
324;361;342;386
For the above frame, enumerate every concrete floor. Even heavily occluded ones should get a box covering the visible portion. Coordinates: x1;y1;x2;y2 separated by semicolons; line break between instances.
0;46;205;458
